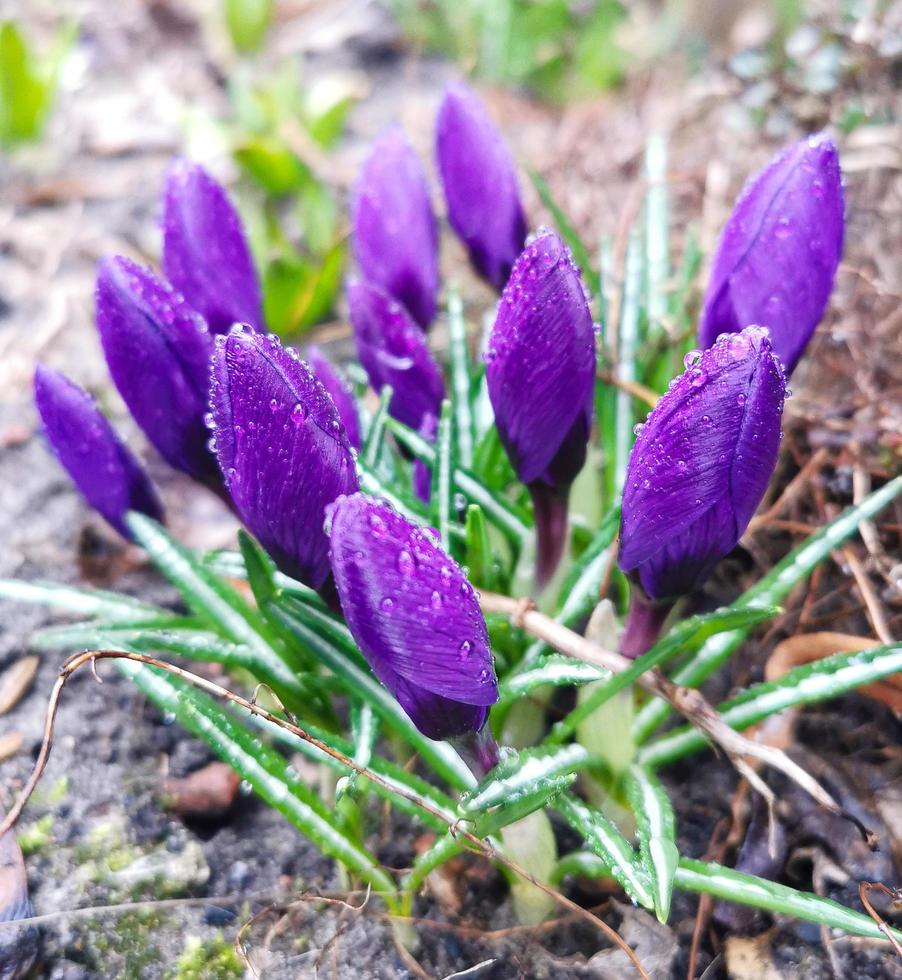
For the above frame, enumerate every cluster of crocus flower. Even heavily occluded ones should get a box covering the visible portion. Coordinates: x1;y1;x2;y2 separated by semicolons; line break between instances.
33;106;844;758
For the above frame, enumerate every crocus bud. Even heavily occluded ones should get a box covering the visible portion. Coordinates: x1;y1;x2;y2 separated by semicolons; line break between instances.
327;492;499;751
34;366;164;539
351;126;439;330
347;280;445;433
486;230;595;590
699;134;843;376
619;326;786;610
306;345;362;452
436;82;527;290
96;256;222;492
209;328;359;591
162;158;264;335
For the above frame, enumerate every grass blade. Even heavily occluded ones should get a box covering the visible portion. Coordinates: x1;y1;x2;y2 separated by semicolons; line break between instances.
625;765;678;922
547;605;779;744
118;658;396;896
0;578;167;622
447;289;475;468
639;641;902;768
430;400;455;552
633;475;902;741
530;172;600;297
555;793;654;910
498;655;608;705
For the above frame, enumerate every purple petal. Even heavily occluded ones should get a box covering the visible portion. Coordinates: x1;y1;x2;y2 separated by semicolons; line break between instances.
351;126;439;330
347;280;445;432
485;229;595;487
699;134;844;375
328;492;497;739
619;327;786;600
34;366;164;538
96;256;221;490
306;345;362;451
209;328;359;589
436;82;527;289
162;158;263;335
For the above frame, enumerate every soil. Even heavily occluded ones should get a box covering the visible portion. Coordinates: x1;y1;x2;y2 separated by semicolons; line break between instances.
1;1;901;978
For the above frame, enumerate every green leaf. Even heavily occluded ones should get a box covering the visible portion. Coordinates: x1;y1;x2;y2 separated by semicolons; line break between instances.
640;642;902;768
529;172;599;298
223;0;273;53
464;504;496;591
262;241;345;337
461;744;596;813
625;765;678;922
643;132;669;332
233;136;308;195
238;530;278;608
633;475;902;741
263;593;474;791
446;290;476;469
555;793;654;909
125;514;316;715
0;20;66;147
430;400;455;553
384;416;529;543
547;604;779;745
118;657;396;897
361;385;393;471
498;655;608;705
336;701;380;801
0;578;168;622
674;858;902;941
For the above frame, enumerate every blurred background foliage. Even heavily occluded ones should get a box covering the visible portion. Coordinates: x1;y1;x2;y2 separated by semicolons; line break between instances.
2;0;895;336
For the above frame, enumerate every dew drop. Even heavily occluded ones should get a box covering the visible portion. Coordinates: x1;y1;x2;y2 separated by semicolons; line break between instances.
380;597;394;612
683;349;702;369
397;550;415;576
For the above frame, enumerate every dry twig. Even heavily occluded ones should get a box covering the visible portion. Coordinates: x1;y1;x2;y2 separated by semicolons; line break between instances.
478;591;876;845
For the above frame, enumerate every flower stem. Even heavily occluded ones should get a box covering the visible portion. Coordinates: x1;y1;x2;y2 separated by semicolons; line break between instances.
529;482;570;594
619;590;672;660
452;725;501;780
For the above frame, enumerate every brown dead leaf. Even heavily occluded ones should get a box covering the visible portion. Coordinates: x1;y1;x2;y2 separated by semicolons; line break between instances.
163;762;241;819
725;932;785;980
0;733;23;762
766;632;902;715
0;657;39;716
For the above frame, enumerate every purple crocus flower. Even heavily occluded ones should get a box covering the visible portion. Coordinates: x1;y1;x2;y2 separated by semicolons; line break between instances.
346;280;445;433
162;158;264;335
436;82;527;290
699;134;844;376
306;345;362;452
327;492;499;754
351;126;439;330
34;365;164;539
208;327;359;592
95;256;222;493
486;230;595;590
618;327;786;655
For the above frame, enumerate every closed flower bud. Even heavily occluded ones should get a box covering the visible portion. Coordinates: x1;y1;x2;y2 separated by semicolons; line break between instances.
347;280;445;433
162;158;264;335
327;492;499;744
619;326;786;608
306;345;362;452
209;328;359;591
351;126;439;330
436;82;527;290
699;134;844;376
34;365;164;538
96;256;221;492
486;230;595;589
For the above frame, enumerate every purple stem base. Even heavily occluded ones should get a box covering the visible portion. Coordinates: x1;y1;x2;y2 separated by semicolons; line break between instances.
529;481;570;595
620;590;673;660
452;726;501;780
